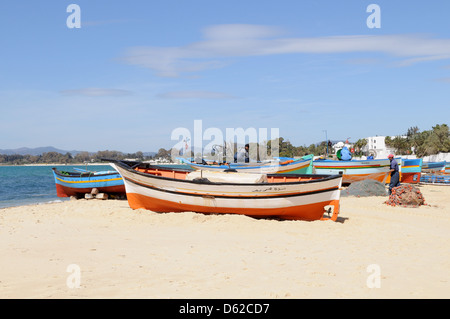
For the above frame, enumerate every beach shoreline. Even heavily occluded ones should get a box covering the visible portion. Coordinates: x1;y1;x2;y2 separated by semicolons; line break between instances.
0;162;183;168
0;184;449;299
0;163;112;167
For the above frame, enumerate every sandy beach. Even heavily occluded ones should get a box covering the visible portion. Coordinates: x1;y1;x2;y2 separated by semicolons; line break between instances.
0;184;449;299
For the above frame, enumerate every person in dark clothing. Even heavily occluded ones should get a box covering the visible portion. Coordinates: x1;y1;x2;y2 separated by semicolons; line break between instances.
388;154;400;195
234;144;249;163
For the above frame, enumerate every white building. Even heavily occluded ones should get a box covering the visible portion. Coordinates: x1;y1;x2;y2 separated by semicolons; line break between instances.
331;135;449;161
362;136;403;159
423;152;450;162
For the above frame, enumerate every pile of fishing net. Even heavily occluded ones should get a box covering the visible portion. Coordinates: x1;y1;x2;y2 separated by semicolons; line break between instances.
384;184;426;207
341;179;388;197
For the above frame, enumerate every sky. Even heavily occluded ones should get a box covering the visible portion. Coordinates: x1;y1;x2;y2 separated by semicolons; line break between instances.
1;0;450;153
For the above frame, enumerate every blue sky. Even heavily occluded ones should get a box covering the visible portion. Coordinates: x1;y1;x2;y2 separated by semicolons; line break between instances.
1;1;449;153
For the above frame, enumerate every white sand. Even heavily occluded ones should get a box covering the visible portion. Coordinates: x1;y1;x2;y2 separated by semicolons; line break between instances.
0;184;449;299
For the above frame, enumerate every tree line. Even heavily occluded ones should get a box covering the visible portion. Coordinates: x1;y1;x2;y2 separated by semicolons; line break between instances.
352;124;450;157
0;139;331;165
0;150;153;165
2;124;448;164
175;137;333;162
385;124;450;157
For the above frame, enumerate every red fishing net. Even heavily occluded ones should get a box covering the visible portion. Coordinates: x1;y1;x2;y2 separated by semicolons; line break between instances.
384;184;426;207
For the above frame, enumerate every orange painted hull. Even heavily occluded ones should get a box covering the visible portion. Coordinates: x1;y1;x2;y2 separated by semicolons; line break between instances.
400;172;421;184
55;183;125;197
127;192;340;221
343;171;389;184
386;172;422;184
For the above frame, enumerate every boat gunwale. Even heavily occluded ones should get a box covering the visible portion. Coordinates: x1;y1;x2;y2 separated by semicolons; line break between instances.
184;157;311;170
313;158;390;163
51;167;121;178
111;160;343;187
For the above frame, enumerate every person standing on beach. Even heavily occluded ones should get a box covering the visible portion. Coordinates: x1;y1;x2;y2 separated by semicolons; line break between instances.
388;154;400;195
234;144;250;163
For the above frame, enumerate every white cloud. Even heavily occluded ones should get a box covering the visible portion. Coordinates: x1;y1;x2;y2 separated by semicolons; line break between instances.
434;77;450;83
121;24;450;77
60;88;132;97
396;54;450;67
202;24;283;40
345;58;381;65
157;90;237;99
122;46;228;77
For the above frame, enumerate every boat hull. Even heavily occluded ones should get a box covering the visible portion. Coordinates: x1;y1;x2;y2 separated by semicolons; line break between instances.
180;155;314;174
312;159;390;184
52;168;125;197
422;161;446;172
420;174;450;184
400;158;422;184
400;172;421;184
111;161;342;221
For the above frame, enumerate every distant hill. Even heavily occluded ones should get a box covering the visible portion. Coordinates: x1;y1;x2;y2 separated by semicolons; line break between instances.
0;146;82;156
0;146;157;157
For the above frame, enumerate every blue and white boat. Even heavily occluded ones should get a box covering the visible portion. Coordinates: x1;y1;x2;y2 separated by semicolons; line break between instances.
52;167;125;197
178;154;314;174
422;161;446;171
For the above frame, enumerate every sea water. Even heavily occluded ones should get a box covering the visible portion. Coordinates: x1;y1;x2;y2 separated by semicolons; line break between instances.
0;164;114;209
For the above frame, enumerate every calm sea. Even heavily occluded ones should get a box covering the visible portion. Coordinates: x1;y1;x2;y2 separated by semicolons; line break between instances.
0;164;115;209
0;163;192;209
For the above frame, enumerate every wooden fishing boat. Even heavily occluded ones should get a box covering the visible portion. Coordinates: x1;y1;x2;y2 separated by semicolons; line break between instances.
444;162;450;174
109;160;342;221
422;161;446;172
400;158;423;183
312;158;390;184
178;154;314;174
52;167;125;197
420;161;450;184
420;174;450;185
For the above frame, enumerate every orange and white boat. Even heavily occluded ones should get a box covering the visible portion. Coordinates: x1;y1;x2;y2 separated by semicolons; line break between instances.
110;160;343;221
313;159;391;184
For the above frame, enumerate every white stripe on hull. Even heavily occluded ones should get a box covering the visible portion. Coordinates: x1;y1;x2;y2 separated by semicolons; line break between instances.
115;164;341;198
314;167;389;175
124;179;341;210
313;159;390;176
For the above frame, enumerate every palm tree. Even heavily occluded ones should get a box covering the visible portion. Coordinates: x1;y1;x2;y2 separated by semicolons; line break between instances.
354;138;368;155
